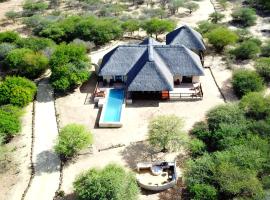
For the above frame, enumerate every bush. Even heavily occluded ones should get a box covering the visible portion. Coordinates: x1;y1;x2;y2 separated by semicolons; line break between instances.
75;17;123;45
208;12;225;23
0;105;23;141
255;57;270;82
5;48;49;79
73;164;139;200
23;0;48;16
141;18;176;39
15;37;55;51
230;40;261;60
0;76;37;107
0;31;19;43
188;138;206;157
50;43;90;92
189;183;217;200
231;8;257;27
239;92;270;120
121;19;140;35
232;69;264;97
207;104;245;131
54;124;92;159
190;121;211;143
261;40;270;57
148;115;186;152
206;27;238;52
0;43;16;60
196;21;219;35
5;11;20;22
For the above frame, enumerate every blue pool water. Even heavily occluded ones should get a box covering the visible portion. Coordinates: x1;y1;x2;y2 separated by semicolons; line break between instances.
103;89;125;122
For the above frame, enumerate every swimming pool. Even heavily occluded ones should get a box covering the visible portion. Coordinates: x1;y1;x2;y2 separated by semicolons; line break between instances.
99;89;125;127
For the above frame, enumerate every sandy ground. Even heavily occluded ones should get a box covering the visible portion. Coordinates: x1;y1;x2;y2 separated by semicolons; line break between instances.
0;104;33;200
24;80;60;200
0;0;23;20
56;66;224;199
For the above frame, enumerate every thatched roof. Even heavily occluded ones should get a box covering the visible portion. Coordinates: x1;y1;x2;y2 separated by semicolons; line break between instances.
99;37;204;91
166;25;206;51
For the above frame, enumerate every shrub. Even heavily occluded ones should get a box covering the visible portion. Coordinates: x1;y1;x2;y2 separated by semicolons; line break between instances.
23;0;48;16
188;138;206;157
121;19;140;35
148;115;186;152
261;40;270;57
0;43;16;60
189;183;217;200
255;57;270;82
0;105;23;141
5;11;20;22
190;121;211;143
196;21;219;35
232;69;264;97
184;2;199;14
5;48;49;79
54;124;92;160
141;18;176;39
208;12;225;23
50;43;90;92
231;8;257;27
15;37;55;51
206;27;238;52
75;17;123;45
207;104;245;131
0;76;37;107
73;164;139;200
230;40;260;60
239;92;270;120
0;31;19;43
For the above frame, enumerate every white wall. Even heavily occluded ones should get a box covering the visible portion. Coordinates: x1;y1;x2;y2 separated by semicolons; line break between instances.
192;76;200;83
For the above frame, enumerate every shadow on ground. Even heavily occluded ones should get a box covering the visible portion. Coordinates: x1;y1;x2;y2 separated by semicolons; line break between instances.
158;179;188;200
121;141;162;169
35;150;60;175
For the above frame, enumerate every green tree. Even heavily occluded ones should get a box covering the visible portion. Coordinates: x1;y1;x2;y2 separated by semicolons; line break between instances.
208;12;225;23
232;69;264;97
148;115;186;152
142;18;176;39
206;27;238;52
168;0;184;14
50;43;90;92
239;92;270;120
189;183;217;200
188;138;206;157
184;2;199;14
231;8;257;27
230;40;261;60
121;19;140;35
196;21;219;35
0;76;37;107
15;37;55;51
255;57;270;82
74;164;139;200
5;48;49;79
54;124;93;160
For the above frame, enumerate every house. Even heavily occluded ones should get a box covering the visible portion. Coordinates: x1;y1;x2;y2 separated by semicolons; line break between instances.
97;36;205;100
166;25;206;64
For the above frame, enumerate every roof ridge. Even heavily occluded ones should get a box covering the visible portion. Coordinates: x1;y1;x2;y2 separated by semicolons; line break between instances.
182;46;204;75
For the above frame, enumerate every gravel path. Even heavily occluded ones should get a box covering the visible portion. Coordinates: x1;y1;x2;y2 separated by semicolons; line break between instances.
24;79;60;200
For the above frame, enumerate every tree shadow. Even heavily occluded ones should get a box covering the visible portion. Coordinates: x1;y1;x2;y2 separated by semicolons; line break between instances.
35;150;60;176
55;192;76;200
36;78;55;103
220;78;238;102
159;179;188;200
125;100;159;108
120;141;162;169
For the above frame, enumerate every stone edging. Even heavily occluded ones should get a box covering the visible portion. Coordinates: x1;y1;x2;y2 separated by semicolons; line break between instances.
20;100;36;200
53;92;64;200
206;67;227;103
